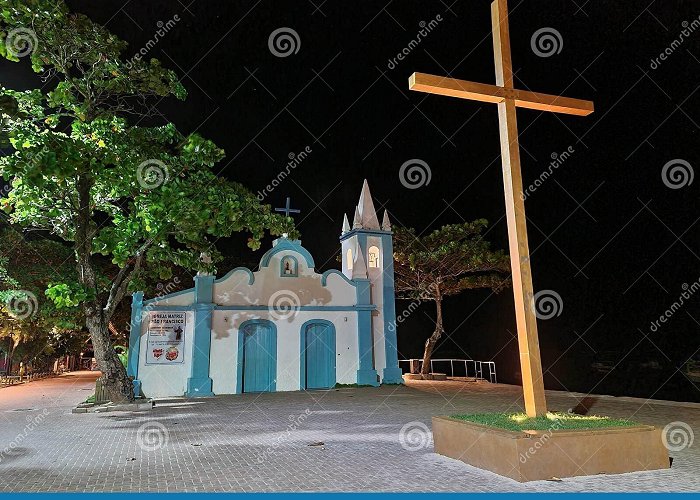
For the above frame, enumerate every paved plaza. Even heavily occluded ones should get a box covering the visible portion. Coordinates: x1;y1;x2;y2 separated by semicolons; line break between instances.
0;371;698;492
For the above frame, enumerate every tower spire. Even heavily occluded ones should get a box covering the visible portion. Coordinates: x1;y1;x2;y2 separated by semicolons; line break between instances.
352;206;362;229
341;213;350;235
352;243;368;279
381;210;391;231
357;179;380;230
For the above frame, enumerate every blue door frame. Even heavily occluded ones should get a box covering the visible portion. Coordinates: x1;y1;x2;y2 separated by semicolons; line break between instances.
300;320;336;390
237;320;277;393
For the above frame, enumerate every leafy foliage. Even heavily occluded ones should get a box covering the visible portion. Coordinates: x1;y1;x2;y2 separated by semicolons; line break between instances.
0;228;87;368
0;0;296;400
393;220;511;375
393;220;511;301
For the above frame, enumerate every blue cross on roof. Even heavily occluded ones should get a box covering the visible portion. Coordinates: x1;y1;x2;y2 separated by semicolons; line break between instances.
275;197;301;218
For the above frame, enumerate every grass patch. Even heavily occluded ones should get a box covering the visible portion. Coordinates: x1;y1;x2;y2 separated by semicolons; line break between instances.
334;383;374;388
450;412;638;432
84;393;96;404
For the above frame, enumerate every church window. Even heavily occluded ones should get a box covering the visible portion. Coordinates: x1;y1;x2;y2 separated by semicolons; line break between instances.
368;246;380;268
346;248;353;270
280;255;298;277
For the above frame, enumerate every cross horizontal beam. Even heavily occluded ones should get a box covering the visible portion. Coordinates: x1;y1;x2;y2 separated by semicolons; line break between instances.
409;72;594;116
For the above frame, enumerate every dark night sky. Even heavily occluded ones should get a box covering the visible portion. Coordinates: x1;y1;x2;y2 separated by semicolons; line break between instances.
3;0;699;401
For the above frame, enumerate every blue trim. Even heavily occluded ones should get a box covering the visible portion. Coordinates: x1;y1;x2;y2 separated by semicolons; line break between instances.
354;278;372;306
148;304;195;311
380;233;403;384
280;255;299;277
127;292;144;396
237;320;277;394
299;319;336;390
354;279;378;386
186;276;215;398
215;266;255;285
340;228;391;242
214;304;375;312
260;239;315;269
321;269;357;288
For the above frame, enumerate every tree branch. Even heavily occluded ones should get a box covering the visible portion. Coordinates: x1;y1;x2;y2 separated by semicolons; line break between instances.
103;239;151;320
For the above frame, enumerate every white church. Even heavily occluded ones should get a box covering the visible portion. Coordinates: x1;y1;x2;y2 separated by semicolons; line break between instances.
126;181;404;397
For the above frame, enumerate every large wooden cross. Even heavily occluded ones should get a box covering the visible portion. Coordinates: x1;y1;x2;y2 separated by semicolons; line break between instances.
409;0;593;417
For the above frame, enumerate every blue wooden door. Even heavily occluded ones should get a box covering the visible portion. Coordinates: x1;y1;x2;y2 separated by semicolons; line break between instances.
242;322;276;393
304;323;335;389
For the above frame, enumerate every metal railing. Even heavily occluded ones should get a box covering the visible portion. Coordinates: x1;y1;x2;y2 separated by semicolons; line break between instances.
0;371;57;387
399;358;497;384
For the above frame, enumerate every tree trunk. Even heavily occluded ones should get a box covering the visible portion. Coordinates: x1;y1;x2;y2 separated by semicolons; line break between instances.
85;311;133;402
421;290;444;376
75;173;133;403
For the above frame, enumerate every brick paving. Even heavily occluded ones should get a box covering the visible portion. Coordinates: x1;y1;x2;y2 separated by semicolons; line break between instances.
0;371;698;492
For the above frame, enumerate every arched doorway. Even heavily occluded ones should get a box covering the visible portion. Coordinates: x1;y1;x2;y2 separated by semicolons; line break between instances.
237;320;277;393
300;320;336;390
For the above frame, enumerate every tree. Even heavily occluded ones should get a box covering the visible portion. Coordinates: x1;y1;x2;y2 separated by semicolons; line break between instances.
393;220;511;376
0;228;87;371
0;1;295;401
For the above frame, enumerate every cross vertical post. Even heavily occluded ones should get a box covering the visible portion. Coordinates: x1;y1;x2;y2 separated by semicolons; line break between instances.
491;0;547;417
408;0;594;417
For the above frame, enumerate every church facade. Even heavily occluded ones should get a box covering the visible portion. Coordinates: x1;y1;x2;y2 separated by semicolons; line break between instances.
127;181;403;398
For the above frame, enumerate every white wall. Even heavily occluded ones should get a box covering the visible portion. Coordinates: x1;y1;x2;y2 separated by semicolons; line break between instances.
212;251;356;308
137;244;363;397
137;310;194;398
147;291;194;307
209;310;359;394
367;235;387;379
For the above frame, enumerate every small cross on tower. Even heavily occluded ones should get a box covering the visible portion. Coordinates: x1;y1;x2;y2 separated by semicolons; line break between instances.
275;197;301;218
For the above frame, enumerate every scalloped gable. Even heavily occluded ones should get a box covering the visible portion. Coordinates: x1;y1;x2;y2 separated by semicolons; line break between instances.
211;239;357;307
259;238;315;269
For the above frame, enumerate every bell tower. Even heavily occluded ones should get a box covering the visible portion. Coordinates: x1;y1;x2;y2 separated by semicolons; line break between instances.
340;180;403;384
